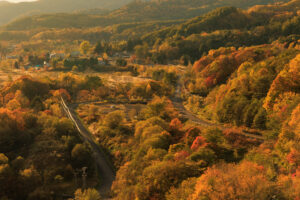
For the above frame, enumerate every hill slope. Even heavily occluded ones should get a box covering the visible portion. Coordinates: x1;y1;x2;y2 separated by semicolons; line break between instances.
2;0;290;30
136;0;300;63
0;0;131;26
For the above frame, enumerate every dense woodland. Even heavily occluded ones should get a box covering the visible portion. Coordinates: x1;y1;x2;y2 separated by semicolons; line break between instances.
0;0;299;199
0;0;131;26
2;0;289;30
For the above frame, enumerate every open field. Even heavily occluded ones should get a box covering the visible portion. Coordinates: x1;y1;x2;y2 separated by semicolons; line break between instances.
0;69;151;86
77;103;147;124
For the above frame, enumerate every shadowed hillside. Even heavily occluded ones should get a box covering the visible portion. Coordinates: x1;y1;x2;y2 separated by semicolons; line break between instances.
0;0;131;26
2;0;290;30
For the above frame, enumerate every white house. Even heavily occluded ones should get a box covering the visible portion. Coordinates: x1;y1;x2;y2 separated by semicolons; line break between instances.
50;53;65;59
70;51;81;58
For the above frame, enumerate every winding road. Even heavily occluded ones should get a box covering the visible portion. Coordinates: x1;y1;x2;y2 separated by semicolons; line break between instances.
173;79;264;141
172;97;264;141
60;74;264;197
61;97;115;198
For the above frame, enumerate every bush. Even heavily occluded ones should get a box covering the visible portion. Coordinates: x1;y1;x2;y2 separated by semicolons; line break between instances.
166;177;197;200
189;148;216;164
104;111;125;129
0;154;8;165
71;143;93;168
190;161;278;200
74;188;101;200
136;161;201;200
143;134;170;150
116;58;127;67
253;108;267;129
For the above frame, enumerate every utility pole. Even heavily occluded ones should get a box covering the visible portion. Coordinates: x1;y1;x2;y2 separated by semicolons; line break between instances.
73;169;81;188
82;167;88;191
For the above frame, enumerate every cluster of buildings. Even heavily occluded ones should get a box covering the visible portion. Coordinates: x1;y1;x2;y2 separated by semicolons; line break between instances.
4;49;133;71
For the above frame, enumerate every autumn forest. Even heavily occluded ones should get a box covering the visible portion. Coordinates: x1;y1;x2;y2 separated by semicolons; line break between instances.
0;0;299;199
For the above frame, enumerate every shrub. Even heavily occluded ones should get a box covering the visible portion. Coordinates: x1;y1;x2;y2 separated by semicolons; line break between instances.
104;111;125;129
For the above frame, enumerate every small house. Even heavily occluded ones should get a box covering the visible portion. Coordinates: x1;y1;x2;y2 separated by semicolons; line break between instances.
70;51;81;58
6;55;19;59
50;53;65;60
34;65;41;70
98;57;107;65
44;61;50;68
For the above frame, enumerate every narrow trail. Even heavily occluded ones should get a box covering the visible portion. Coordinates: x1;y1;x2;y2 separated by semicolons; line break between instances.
61;97;115;198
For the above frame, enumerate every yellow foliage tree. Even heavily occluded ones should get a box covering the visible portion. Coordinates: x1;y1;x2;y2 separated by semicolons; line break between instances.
80;41;91;55
190;161;276;200
74;188;101;200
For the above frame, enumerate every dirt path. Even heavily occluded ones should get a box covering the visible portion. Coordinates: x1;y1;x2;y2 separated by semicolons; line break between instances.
61;97;115;198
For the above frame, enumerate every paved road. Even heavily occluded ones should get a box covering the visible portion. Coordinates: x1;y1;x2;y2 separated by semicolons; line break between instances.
172;97;219;127
172;98;264;141
60;74;263;198
173;80;264;141
71;99;149;108
61;97;115;198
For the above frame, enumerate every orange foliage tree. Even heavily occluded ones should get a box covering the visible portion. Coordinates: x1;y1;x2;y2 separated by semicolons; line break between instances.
190;161;276;200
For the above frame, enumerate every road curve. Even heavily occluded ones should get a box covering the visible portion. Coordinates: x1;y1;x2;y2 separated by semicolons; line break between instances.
61;97;115;197
173;80;264;141
172;98;264;141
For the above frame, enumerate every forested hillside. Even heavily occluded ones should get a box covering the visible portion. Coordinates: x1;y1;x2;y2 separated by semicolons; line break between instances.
2;0;289;30
2;0;299;43
140;0;300;63
0;0;299;199
0;75;103;198
0;0;131;26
